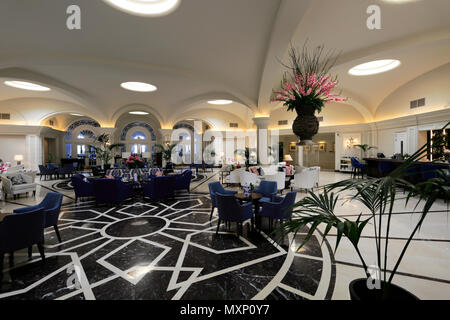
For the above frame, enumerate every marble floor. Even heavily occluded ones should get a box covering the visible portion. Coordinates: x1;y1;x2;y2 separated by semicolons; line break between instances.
0;170;449;300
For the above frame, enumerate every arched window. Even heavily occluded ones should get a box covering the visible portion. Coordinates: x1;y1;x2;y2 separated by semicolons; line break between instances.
132;131;147;140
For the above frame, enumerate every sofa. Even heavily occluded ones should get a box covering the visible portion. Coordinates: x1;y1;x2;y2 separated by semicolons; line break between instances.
175;169;192;193
1;172;37;200
92;178;134;204
142;175;176;201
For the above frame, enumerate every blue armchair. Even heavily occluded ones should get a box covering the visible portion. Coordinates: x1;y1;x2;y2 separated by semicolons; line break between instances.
208;182;237;221
57;163;76;179
258;191;297;230
175;169;192;193
0;207;46;273
39;164;56;180
92;178;134;204
215;193;253;236
13;192;64;243
254;181;277;202
72;174;95;202
142;175;176;201
351;157;365;179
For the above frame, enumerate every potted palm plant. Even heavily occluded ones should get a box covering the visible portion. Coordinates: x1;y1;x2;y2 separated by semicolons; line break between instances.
89;133;124;170
355;144;377;159
156;143;177;165
272;43;346;145
277;122;449;300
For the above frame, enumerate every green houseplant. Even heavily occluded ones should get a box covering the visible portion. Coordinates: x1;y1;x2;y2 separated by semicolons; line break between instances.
355;144;377;158
89;133;124;170
156;143;177;163
276;122;449;300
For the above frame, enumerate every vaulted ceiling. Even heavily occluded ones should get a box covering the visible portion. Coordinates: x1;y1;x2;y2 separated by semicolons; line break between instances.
0;0;449;129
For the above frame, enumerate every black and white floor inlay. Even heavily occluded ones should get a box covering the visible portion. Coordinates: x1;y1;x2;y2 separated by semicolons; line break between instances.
0;194;336;300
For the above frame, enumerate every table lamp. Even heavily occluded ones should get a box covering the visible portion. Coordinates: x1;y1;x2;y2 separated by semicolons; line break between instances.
14;154;24;166
283;154;293;166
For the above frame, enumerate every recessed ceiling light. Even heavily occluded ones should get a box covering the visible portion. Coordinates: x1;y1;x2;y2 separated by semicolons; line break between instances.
4;80;51;91
103;0;181;17
349;59;401;76
208;100;233;105
129;111;149;115
121;82;157;92
70;113;83;116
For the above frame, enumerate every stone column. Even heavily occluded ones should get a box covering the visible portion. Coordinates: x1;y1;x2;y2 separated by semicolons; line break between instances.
253;117;271;165
26;135;42;171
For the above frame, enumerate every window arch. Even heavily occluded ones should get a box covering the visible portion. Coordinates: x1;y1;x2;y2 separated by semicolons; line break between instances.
65;119;100;141
120;122;156;141
132;131;147;140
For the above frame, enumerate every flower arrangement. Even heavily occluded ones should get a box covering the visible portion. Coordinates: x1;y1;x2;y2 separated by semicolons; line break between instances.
271;44;346;114
126;155;144;169
0;161;11;174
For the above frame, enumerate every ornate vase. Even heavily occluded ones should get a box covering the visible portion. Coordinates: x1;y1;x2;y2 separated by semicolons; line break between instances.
292;104;319;145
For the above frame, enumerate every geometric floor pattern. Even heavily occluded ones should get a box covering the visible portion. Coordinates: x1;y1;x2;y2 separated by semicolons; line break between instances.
0;193;336;300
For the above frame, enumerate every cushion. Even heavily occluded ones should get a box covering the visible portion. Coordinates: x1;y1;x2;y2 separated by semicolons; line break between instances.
259;168;265;176
286;166;293;176
249;167;258;175
9;175;25;185
155;170;164;177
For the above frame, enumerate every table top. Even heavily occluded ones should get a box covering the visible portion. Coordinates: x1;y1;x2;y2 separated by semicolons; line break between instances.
235;192;262;201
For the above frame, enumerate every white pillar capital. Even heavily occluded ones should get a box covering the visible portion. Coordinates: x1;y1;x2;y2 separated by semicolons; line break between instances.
252;117;271;129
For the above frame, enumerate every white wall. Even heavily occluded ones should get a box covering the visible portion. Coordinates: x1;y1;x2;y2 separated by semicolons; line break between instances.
0;135;27;165
376;63;450;121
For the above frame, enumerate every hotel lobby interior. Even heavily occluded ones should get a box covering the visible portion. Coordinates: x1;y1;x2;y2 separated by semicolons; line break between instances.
0;0;449;303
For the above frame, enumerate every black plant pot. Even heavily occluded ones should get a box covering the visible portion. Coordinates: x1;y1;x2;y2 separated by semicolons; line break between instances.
349;278;419;301
292;104;319;144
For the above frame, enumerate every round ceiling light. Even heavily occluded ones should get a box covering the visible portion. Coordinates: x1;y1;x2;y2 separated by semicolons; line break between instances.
208;100;233;105
129;111;149;115
4;80;51;91
349;59;401;76
121;82;157;92
103;0;181;17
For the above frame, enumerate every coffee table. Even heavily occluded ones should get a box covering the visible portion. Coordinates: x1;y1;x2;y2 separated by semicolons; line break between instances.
235;192;262;231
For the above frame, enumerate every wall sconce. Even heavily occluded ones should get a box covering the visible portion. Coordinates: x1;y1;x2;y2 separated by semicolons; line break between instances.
14;154;24;165
346;137;357;148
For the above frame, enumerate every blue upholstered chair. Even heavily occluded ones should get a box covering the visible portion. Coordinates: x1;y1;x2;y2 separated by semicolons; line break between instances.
72;174;95;202
208;182;237;221
258;191;297;230
142;175;176;201
215;193;253;236
92;178;133;204
39;164;56;180
175;169;192;193
351;157;365;179
254;180;277;202
57;163;76;179
13;192;64;243
0;207;46;274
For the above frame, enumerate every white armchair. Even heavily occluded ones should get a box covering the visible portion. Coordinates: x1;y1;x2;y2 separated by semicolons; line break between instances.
290;166;320;192
263;171;286;193
239;170;260;187
1;172;37;200
225;169;243;185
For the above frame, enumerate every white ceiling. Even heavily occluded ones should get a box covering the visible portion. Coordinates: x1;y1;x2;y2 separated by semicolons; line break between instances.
0;0;449;128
